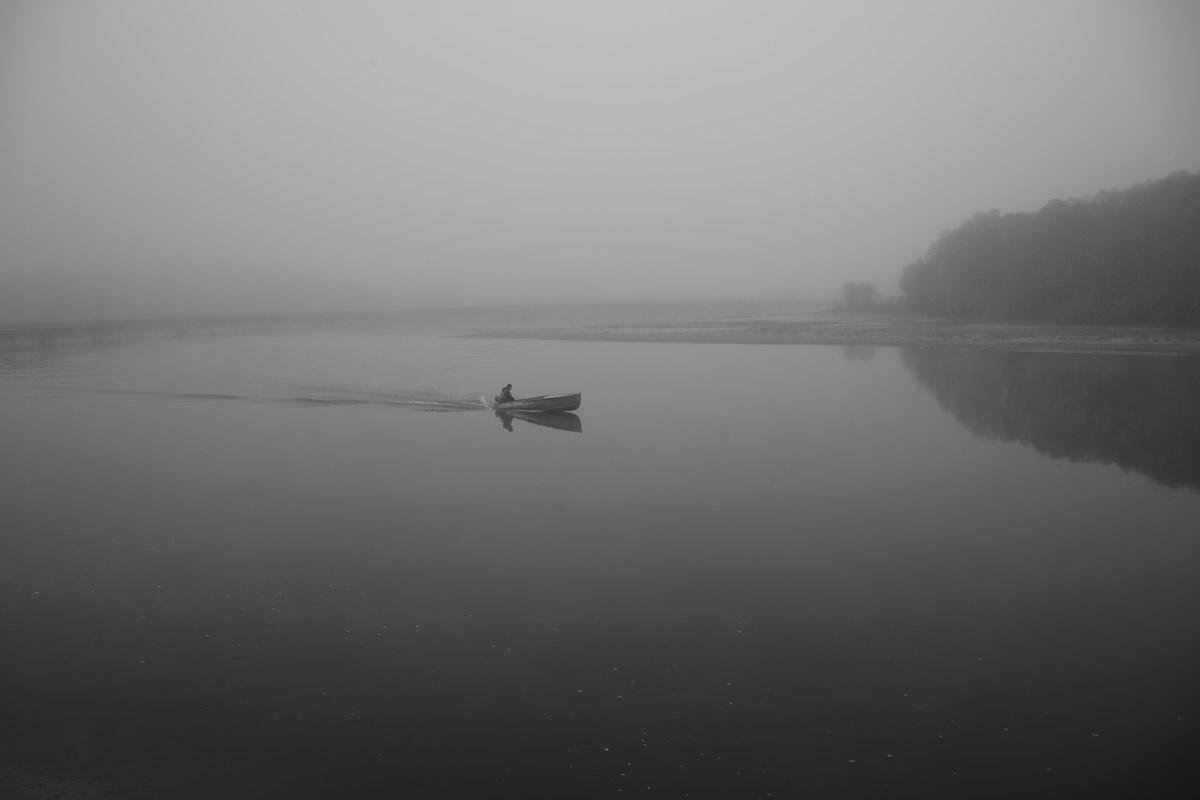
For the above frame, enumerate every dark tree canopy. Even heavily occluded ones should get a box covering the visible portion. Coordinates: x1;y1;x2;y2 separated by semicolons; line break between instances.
899;170;1200;325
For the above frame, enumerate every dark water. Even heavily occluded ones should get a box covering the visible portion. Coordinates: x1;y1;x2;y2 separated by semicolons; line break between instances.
2;325;1198;799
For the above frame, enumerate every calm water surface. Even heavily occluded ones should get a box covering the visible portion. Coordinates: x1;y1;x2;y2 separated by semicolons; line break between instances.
2;326;1198;799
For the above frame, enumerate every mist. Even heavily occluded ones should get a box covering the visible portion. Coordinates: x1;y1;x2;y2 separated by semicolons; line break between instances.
2;0;1199;323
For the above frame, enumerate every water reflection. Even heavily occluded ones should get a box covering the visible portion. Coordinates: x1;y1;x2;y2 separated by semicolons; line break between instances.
495;410;582;433
901;348;1200;491
841;344;878;361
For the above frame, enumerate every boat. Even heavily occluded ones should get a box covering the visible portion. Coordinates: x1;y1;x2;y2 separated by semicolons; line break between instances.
492;392;581;412
495;409;582;433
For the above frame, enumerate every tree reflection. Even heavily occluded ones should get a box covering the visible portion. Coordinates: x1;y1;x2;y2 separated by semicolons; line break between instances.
841;345;878;361
900;348;1200;491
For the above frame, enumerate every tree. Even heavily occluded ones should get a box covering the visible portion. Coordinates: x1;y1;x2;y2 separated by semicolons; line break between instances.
839;281;878;310
897;171;1200;324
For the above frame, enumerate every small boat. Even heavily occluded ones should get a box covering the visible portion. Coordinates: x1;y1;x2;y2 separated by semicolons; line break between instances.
492;392;581;412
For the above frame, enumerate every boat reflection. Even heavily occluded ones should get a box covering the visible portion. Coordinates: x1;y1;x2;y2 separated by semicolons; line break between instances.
900;347;1200;491
495;409;582;433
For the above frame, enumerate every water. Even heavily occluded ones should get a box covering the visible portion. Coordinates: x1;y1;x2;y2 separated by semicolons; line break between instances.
2;317;1198;799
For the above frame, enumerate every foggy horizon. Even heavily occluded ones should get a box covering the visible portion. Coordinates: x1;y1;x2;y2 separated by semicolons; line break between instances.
3;0;1199;324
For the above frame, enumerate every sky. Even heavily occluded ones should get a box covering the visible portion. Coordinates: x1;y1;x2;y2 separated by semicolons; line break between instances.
1;0;1199;323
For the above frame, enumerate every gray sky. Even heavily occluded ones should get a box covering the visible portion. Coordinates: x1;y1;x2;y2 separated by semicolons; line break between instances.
2;0;1198;323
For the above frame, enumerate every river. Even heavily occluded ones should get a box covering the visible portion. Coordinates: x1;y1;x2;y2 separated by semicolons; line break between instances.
2;309;1197;798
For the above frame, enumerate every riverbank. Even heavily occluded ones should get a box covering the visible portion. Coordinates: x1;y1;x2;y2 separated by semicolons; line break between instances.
466;310;1200;355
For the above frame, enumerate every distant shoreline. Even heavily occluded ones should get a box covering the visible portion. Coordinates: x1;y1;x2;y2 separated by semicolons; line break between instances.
0;301;823;350
465;310;1200;355
6;306;1200;355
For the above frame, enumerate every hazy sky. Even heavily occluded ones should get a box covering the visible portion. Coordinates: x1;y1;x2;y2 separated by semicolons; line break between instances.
2;0;1198;322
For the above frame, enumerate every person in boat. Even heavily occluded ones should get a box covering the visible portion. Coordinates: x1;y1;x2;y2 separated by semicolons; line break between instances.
495;383;515;404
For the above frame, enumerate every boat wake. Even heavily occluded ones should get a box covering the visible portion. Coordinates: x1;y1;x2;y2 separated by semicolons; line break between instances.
276;386;491;410
15;380;494;411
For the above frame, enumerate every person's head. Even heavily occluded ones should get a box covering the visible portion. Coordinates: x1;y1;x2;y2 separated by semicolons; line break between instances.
505;384;512;389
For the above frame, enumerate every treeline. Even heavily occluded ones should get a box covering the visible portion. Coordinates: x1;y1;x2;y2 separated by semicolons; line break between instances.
900;170;1200;325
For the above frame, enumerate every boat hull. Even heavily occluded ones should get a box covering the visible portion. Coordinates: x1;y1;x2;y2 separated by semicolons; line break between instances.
493;393;581;412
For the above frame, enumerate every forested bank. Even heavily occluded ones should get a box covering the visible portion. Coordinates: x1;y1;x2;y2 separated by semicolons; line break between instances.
899;171;1200;325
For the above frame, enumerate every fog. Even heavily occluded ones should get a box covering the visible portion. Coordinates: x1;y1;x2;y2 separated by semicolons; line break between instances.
2;0;1198;323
